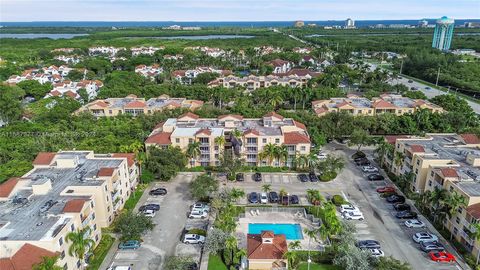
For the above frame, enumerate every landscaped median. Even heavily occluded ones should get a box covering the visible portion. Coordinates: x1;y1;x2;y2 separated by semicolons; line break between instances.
87;234;115;270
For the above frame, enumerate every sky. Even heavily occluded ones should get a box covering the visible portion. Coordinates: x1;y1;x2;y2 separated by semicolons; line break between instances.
1;0;479;22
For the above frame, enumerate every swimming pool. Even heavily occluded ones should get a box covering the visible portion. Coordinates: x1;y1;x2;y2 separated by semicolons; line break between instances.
248;223;303;240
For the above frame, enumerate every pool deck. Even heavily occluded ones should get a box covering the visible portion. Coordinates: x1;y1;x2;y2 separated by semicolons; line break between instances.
235;210;325;251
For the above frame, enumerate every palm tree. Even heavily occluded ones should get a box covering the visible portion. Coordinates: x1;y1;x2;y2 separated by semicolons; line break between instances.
214;135;226;153
375;140;394;164
186;141;201;166
259;143;276;166
318;224;329;242
444;191;467;234
296;154;309;170
283;251;299;270
66;227;95;270
33;256;63;270
261;184;272;193
230;188;245;202
225;236;238;265
394;151;405;172
304;228;318;270
274;145;288;167
468;223;480;264
234;248;247;264
289;240;302;250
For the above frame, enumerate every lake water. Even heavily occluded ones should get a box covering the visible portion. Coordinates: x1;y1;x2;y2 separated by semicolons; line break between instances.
0;33;88;39
155;35;254;40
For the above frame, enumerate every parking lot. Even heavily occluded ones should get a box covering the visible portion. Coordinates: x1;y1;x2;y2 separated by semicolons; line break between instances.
102;173;202;270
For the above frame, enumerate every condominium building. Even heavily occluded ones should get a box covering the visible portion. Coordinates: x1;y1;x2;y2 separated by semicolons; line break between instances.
172;67;232;84
268;59;292;74
75;94;203;117
0;151;139;270
145;112;311;167
383;133;480;257
432;16;455;51
312;94;444;116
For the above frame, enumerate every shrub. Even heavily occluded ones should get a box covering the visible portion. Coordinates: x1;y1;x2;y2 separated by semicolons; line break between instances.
331;194;346;206
320;171;337;182
188;228;206;236
351;151;366;159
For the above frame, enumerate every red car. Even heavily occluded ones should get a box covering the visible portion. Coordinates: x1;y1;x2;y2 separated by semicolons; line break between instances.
429;251;456;262
376;186;395;193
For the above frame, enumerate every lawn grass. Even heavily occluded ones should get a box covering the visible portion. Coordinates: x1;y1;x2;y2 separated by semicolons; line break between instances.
86;234;115;270
123;183;147;211
207;254;228;270
298;262;341;270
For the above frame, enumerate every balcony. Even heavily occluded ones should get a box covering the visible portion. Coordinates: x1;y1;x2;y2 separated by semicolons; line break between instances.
111;189;120;202
112;180;120;191
82;214;90;227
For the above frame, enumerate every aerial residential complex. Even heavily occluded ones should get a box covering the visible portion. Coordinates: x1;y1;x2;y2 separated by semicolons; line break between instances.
0;151;139;270
312;94;444;116
75;94;204;117
383;133;480;258
145;112;311;167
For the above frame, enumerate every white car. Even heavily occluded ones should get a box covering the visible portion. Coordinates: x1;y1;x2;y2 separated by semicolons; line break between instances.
342;211;364;220
362;166;379;173
413;232;438;243
340;204;360;213
316;152;328;159
405;219;426;228
189;210;208;219
369;248;385;258
192;203;210;212
260;192;268;204
107;266;132;270
142;209;156;218
183;234;205;244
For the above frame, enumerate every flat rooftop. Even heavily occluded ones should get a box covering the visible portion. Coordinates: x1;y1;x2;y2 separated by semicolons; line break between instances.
0;153;122;241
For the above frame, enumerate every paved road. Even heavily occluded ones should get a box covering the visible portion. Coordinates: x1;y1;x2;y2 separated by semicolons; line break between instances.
102;173;201;270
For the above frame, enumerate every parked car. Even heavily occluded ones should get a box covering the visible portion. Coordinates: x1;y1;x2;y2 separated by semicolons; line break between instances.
281;195;290;205
289;195;299;204
376;186;395;193
405;219;426;228
369;248;385;258
408;80;413;83
356;240;381;249
386;194;405;204
393;203;411;212
236;173;244;182
268;191;279;203
420;241;445;252
186;263;198;270
189;210;208;219
425;87;431;90
342;211;364;220
316;152;328;159
192;203;210;212
362;166;378;173
340;204;360;213
367;174;385;181
248;192;259;203
107;266;132;270
149;188;167;196
183;234;205;244
118;240;140;250
139;204;160;212
308;172;319;182
429;251;456;262
142;209;156;218
395;210;417;219
413;232;438;243
411;87;419;90
355;158;370;166
298;174;309;182
260;192;268;204
253;173;262;182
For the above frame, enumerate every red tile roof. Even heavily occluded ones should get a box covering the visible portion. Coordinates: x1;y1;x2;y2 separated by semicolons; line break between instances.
195;129;212;136
284;68;321;77
293;120;307;130
461;134;480;144
50;90;61;96
247;231;288;260
244;129;260;136
268;59;289;67
63;199;86;213
112;153;135;167
1;243;58;270
410;145;425;153
65;91;78;99
145;132;172;145
314;107;328;114
125;100;146;108
0;178;19;198
218;114;244;120
172;70;186;77
126;94;138;98
384;135;408;145
372;99;396;108
97;167;115;177
33;152;56;165
178;112;199;120
311;100;323;106
263;112;284;120
284;132;311;144
92;100;109;108
467;203;480;220
440;168;459;178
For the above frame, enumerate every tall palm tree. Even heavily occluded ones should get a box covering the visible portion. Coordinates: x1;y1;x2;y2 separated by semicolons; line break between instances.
296;154;309;170
288;240;302;250
214;135;226;153
394;151;405;172
274;145;288;167
186;141;201;166
234;248;247;264
468;223;480;264
375;140;393;164
259;143;276;166
283;250;298;270
444;191;467;233
66;227;95;270
261;184;272;193
225;236;238;265
304;228;318;270
33;256;63;270
230;188;245;202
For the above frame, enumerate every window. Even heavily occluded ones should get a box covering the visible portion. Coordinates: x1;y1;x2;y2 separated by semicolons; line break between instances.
70;224;75;231
428;180;432;187
450;186;454;192
262;138;267;143
199;137;209;144
107;206;110;212
63;263;68;270
189;138;194;144
453;227;458;235
59;237;63;246
109;110;112;114
458;207;463;214
175;138;180;143
95;234;99;241
93;224;97;231
415;169;418;174
61;250;65;259
456;217;460;224
416;160;420;165
247;138;257;144
92;213;95;220
108;216;112;222
104;185;107;191
431;171;434;177
275;138;280;144
77;260;81;268
300;146;306;151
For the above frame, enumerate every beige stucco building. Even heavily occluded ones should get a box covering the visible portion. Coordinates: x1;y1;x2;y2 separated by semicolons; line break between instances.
383;133;480;258
75;94;203;117
312;94;444;117
0;151;139;270
145;112;311;167
247;231;288;270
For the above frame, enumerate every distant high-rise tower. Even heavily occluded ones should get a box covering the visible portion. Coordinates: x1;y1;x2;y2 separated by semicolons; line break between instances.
432;16;455;51
418;19;428;28
345;18;355;29
294;20;305;28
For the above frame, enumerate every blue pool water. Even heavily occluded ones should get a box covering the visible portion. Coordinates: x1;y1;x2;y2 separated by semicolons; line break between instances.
248;223;303;240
